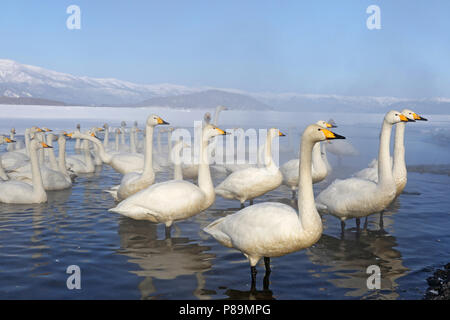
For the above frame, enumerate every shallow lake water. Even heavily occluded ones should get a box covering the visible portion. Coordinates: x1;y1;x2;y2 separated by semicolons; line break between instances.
0;108;449;300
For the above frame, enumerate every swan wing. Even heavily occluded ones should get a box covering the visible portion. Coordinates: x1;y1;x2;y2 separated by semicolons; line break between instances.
204;202;301;257
110;180;205;223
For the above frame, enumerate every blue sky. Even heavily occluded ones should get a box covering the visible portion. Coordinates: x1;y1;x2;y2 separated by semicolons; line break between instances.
1;1;449;98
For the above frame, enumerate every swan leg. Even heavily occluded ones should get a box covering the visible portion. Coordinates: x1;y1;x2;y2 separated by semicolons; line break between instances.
240;202;245;209
340;220;345;236
264;257;271;273
291;190;296;199
263;270;271;291
379;211;384;230
363;217;368;230
250;266;257;291
165;225;172;239
249;199;254;205
356;218;361;231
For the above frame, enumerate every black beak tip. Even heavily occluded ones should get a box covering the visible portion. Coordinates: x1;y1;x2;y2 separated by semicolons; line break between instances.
280;133;286;137
332;133;346;140
420;117;428;121
163;121;170;125
331;125;338;128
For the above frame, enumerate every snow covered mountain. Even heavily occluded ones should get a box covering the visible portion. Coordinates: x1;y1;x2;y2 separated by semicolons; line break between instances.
0;59;449;113
0;59;200;105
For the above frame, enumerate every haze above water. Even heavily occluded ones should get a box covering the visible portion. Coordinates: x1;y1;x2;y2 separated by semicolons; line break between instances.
0;105;449;299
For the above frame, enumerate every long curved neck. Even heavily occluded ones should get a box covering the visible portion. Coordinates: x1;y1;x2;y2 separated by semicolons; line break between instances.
58;138;70;177
79;134;112;163
130;129;137;154
312;142;326;173
115;133;119;152
120;126;126;145
167;131;173;160
82;140;94;168
392;122;406;181
263;132;277;170
47;136;59;171
75;128;81;149
297;137;322;240
142;125;154;177
377;119;395;186
25;130;31;156
103;128;109;148
198;133;214;207
172;143;183;180
29;144;46;197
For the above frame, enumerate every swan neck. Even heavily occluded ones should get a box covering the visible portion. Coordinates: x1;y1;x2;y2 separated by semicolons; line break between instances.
297;137;322;239
172;144;183;180
198;133;214;206
142;125;154;177
30;144;46;196
103;129;109;148
378;119;394;185
58;138;70;177
47;135;59;171
264;132;276;169
130;128;137;153
393;122;406;179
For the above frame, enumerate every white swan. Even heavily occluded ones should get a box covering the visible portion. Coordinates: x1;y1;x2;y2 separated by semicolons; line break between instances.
2;126;43;170
109;124;227;236
65;132;96;174
215;128;285;206
70;128;145;175
0;139;51;204
108;115;169;201
204;124;345;285
280;120;335;196
315;110;410;228
8;133;72;191
353;109;427;197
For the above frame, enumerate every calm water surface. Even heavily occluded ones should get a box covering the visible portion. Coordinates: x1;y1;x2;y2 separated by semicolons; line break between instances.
0;113;449;300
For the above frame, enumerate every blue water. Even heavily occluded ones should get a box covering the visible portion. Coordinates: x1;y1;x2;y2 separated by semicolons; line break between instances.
0;110;449;299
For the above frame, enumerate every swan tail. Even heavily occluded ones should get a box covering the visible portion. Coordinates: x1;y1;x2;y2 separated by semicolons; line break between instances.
315;202;328;213
203;218;233;248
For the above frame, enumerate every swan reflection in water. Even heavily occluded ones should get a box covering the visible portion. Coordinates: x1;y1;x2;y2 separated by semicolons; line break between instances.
116;216;215;299
307;206;408;299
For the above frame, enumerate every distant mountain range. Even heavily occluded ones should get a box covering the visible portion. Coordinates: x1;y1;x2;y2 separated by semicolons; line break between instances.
0;58;449;113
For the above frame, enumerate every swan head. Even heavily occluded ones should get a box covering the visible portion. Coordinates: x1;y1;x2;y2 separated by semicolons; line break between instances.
402;109;428;121
268;128;286;138
203;124;228;140
10;128;16;134
30;139;53;150
203;112;212;124
316;120;337;128
103;123;109;130
305;124;346;143
147;114;169;127
121;121;127;127
385;110;411;124
76;124;81;130
0;136;16;144
42;127;52;132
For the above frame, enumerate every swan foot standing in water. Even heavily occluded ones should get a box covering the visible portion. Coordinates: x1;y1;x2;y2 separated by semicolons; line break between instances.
204;124;345;288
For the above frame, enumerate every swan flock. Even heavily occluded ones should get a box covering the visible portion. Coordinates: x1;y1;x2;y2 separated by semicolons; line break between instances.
0;107;428;287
